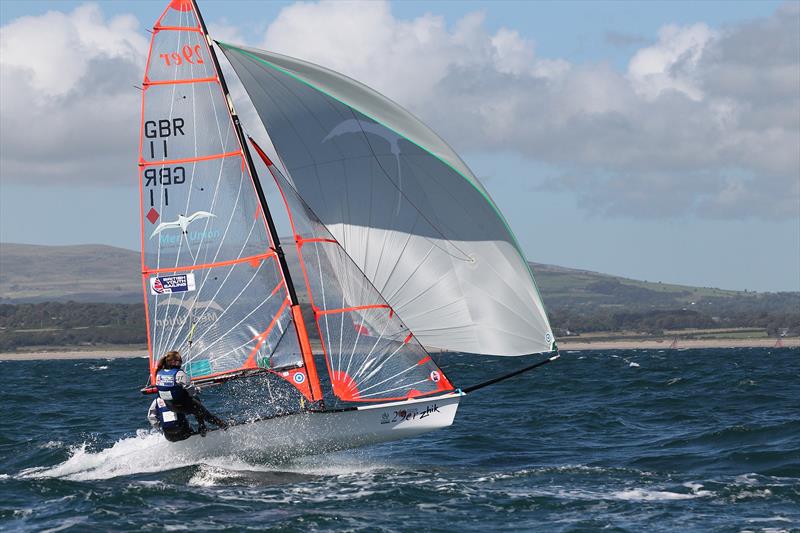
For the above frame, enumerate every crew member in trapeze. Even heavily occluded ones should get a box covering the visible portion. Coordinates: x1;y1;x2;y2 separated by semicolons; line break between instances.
154;351;229;438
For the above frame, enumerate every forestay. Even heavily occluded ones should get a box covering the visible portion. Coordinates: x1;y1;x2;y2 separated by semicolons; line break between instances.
138;0;306;389
219;44;555;357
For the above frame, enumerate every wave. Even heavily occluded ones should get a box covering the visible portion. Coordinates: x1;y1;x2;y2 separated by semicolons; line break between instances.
608;484;713;501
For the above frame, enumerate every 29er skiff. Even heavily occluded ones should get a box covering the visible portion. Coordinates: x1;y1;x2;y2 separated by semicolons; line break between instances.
138;0;558;455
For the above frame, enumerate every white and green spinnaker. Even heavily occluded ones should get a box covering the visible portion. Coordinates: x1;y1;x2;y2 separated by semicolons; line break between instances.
219;44;555;357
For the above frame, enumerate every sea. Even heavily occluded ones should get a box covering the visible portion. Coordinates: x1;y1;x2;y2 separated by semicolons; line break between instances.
1;347;798;532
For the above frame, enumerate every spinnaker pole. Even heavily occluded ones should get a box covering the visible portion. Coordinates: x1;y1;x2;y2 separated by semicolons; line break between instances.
190;0;323;402
462;354;560;394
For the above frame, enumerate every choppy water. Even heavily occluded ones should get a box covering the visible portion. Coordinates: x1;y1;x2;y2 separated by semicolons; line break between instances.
1;348;798;531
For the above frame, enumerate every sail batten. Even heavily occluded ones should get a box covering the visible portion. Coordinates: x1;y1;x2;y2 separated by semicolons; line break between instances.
221;43;555;356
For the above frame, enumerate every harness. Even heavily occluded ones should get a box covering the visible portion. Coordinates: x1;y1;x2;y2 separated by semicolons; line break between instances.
155;397;185;430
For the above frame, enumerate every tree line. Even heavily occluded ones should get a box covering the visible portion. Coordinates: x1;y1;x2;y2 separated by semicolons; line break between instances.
0;301;797;351
548;308;800;337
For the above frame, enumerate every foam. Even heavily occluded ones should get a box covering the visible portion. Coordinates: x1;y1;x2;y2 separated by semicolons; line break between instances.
609;483;713;501
18;432;393;483
19;432;181;481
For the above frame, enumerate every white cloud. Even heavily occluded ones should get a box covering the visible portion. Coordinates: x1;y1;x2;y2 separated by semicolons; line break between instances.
0;4;147;184
1;1;797;221
627;23;714;101
254;0;798;220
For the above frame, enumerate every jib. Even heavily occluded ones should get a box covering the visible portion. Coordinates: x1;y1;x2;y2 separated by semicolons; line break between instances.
144;118;185;138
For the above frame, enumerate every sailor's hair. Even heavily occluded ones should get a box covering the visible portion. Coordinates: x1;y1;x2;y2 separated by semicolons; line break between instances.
165;350;182;368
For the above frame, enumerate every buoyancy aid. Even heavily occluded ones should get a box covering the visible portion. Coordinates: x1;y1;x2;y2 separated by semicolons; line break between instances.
156;368;190;404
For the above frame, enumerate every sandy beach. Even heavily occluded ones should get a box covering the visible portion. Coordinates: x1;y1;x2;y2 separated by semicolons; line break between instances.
0;348;148;361
558;337;799;351
1;338;795;361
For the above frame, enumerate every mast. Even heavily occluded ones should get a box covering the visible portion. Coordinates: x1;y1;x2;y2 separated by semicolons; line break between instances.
190;0;323;402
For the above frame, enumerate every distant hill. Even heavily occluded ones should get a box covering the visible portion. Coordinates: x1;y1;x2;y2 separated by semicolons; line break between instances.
0;243;140;303
0;243;796;315
529;262;798;315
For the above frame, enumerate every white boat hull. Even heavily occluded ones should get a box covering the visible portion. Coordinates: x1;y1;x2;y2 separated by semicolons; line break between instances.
167;393;462;460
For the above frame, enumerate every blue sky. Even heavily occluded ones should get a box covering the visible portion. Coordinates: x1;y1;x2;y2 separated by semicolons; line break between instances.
0;0;798;292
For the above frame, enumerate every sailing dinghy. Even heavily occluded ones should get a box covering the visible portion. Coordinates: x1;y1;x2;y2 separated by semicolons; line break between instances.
138;0;557;457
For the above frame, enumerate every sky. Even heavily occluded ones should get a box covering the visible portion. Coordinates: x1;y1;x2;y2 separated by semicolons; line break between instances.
0;0;798;292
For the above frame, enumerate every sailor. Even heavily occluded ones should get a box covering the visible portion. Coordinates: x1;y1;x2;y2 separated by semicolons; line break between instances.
147;397;193;442
155;350;229;436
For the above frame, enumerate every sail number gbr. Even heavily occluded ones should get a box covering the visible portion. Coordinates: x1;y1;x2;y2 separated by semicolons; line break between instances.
144;167;184;207
143;117;187;207
159;45;204;66
144;118;184;159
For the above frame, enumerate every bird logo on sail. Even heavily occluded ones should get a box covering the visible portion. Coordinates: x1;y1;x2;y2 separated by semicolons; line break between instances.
150;211;216;239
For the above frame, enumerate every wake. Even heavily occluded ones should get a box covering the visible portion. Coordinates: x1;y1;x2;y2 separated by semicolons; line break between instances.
19;431;205;481
17;430;388;482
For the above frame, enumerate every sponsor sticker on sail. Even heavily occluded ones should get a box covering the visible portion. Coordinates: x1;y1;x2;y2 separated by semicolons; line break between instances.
149;273;196;295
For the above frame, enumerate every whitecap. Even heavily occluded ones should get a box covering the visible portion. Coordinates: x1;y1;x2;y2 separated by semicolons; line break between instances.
746;516;792;523
609;488;710;501
732;489;773;501
188;464;231;487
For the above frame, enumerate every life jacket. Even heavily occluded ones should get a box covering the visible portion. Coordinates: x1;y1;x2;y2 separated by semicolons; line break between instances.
154;397;186;430
156;368;190;404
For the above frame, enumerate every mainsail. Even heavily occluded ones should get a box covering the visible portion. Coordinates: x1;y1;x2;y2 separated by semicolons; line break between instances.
138;0;320;400
218;44;555;357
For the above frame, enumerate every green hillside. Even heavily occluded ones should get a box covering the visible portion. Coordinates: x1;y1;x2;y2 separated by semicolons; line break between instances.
529;262;798;315
0;243;140;303
0;243;796;351
1;242;795;314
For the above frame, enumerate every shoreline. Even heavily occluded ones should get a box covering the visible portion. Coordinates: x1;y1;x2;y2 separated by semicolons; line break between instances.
558;337;798;351
0;338;796;361
0;348;148;361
